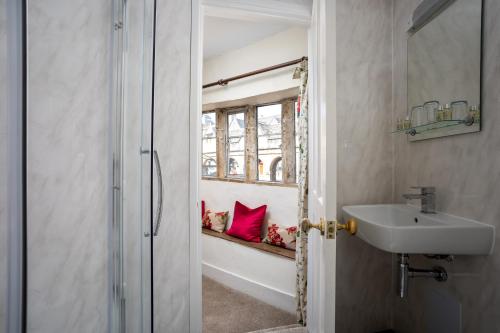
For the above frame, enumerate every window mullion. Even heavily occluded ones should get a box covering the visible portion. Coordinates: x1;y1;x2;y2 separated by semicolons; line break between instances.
245;105;257;182
215;109;226;178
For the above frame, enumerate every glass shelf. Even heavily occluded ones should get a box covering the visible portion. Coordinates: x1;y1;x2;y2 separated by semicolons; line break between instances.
392;119;475;136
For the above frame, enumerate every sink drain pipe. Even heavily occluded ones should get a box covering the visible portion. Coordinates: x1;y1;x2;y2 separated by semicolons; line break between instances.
398;254;448;298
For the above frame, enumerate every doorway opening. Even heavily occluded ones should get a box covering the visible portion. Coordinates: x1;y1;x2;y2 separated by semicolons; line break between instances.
198;8;310;333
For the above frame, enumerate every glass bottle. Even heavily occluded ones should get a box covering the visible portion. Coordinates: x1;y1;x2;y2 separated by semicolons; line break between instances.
470;105;480;123
396;118;402;131
443;103;452;121
436;105;444;122
403;116;411;130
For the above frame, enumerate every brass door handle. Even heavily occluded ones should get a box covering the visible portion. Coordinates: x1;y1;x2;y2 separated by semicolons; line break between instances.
335;218;357;235
301;218;325;234
301;217;357;238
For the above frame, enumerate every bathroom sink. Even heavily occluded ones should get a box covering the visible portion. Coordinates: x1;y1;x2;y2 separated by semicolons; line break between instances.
342;204;495;255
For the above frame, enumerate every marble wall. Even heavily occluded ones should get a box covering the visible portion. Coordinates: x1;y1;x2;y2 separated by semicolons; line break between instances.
335;0;395;331
27;1;111;331
152;0;192;331
392;0;500;332
0;0;7;330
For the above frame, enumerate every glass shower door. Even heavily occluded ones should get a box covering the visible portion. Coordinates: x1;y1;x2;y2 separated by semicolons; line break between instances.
112;0;156;331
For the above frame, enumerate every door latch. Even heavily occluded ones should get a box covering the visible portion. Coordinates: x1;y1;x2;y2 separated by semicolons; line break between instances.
301;217;357;239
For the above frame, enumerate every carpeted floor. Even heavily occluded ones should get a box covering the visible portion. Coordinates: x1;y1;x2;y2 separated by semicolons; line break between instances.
203;276;298;333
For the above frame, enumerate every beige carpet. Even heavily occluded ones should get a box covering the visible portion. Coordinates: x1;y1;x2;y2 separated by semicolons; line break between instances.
203;276;298;333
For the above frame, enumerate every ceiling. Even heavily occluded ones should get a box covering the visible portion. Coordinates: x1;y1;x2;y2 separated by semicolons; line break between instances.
203;16;292;59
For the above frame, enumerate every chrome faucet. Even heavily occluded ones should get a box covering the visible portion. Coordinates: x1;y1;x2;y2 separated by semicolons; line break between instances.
402;186;436;214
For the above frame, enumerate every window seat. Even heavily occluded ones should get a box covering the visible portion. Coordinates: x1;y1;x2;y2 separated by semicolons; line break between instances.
202;228;296;260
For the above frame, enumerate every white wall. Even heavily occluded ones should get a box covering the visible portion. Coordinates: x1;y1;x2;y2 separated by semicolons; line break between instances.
201;180;298;228
203;26;307;105
200;180;298;312
203;235;296;313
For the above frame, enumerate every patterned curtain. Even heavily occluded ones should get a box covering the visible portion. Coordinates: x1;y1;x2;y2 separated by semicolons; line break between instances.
294;60;308;325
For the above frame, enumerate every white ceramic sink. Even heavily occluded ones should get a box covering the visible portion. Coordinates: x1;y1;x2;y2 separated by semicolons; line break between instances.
342;204;495;255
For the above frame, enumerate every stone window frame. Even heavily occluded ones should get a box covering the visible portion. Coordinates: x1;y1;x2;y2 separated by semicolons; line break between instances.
202;97;298;187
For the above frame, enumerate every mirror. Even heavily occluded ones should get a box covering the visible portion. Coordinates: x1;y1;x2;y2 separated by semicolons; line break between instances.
406;0;482;141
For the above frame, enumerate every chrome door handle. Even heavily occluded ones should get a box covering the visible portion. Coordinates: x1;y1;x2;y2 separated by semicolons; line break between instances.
153;150;163;236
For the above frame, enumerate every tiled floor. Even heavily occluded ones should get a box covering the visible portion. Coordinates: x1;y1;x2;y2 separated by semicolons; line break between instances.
203;276;299;333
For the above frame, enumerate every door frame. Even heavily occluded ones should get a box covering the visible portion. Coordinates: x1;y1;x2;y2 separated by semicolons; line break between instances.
188;1;330;332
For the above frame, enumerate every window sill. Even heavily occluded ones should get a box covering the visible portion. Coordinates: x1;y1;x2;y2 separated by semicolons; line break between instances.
202;228;296;260
201;176;298;188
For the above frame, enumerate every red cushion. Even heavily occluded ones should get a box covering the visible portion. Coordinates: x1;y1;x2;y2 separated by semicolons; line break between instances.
201;200;206;219
226;201;267;242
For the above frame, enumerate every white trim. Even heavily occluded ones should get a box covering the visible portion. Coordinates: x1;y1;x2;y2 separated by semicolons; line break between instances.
202;262;296;314
202;0;311;25
190;0;203;332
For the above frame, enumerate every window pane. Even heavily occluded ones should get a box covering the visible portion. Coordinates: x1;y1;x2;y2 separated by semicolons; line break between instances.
257;104;282;182
227;112;245;177
202;112;217;176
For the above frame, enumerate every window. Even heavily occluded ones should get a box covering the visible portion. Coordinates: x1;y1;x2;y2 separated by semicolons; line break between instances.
202;112;217;177
227;111;245;177
201;97;298;185
257;104;282;182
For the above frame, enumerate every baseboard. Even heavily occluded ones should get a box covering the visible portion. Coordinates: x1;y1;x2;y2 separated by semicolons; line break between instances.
202;262;296;314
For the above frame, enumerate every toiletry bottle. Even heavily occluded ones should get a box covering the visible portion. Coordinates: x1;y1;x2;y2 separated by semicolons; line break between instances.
470;105;480;123
443;103;452;120
403;116;411;130
396;118;402;131
436;105;444;122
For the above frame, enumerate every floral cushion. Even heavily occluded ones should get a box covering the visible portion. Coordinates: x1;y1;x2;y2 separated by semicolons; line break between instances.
263;223;298;250
202;210;229;233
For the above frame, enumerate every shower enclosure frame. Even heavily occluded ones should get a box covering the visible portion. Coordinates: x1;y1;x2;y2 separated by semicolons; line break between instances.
5;0;27;332
110;0;126;330
5;0;157;331
110;0;157;331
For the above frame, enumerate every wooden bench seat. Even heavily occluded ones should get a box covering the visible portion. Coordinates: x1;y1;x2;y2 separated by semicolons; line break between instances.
202;228;296;260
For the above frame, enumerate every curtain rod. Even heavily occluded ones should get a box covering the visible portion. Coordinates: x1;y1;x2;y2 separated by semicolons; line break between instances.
202;56;308;89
